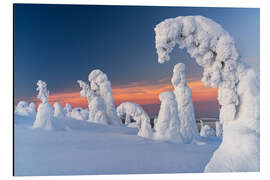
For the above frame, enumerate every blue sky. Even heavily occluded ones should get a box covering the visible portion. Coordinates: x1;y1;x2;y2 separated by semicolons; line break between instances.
14;4;260;117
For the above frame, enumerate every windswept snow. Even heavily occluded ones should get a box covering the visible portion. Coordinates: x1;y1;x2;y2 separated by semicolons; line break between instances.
154;15;260;172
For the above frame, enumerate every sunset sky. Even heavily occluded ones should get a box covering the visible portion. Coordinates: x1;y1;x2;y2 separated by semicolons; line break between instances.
14;4;260;118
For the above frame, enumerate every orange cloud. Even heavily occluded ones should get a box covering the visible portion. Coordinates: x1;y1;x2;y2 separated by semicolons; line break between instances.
16;78;217;109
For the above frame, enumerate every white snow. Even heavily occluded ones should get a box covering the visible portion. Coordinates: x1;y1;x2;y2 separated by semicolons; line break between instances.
215;121;223;137
14;114;221;176
32;80;54;130
64;103;72;117
116;102;153;138
154;15;260;172
154;91;182;143
171;63;199;143
70;107;89;121
15;101;36;117
53;102;65;119
200;120;215;137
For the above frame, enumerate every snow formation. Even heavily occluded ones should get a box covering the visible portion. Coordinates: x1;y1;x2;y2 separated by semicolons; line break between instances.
154;91;183;143
15;101;36;117
116;102;153;138
64;103;72;117
78;70;121;125
154;15;260;172
171;63;199;143
70;108;89;121
32;80;54;130
200;120;215;137
53;102;65;119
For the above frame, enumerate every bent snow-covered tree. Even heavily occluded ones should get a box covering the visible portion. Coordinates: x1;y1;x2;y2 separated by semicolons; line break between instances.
154;16;259;172
116;102;153;138
32;80;54;130
171;63;199;143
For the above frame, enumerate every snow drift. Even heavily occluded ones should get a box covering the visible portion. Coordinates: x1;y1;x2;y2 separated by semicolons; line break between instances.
116;102;153;138
154;15;260;172
171;63;199;143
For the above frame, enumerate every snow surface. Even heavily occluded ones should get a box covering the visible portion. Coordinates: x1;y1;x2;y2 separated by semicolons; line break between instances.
171;63;199;143
14;115;221;176
154;15;260;172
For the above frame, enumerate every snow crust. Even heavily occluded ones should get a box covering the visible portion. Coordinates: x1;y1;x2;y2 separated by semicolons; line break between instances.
154;15;260;172
154;91;182;143
171;63;199;143
117;102;153;138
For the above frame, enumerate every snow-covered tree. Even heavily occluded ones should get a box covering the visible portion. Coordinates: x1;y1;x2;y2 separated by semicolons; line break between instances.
32;80;54;130
70;107;89;121
154;15;260;172
200;120;215;137
215;121;223;137
77;79;109;124
171;63;199;143
154;91;182;143
53;102;65;119
15;101;36;117
88;70;121;125
64;103;72;117
116;102;153;138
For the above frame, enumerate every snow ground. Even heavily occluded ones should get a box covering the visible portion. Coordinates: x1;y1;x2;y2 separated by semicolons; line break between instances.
14;114;221;176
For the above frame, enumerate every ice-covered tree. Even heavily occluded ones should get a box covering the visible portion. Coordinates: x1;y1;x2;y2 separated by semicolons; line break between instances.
15;101;36;117
116;102;153;138
200;120;215;137
32;80;54;130
53;102;65;119
88;70;121;125
77;80;108;124
215;121;223;137
70;107;89;121
171;63;199;143
154;91;183;143
64;103;72;117
154;16;259;172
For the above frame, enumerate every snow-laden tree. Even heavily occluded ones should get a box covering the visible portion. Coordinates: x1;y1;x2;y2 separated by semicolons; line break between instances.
215;121;223;137
171;63;199;143
77;80;108;124
154;91;183;143
88;70;121;125
32;80;54;130
70;107;89;121
200;120;215;137
116;102;153;138
15;101;36;117
64;103;72;117
154;16;259;172
53;102;65;119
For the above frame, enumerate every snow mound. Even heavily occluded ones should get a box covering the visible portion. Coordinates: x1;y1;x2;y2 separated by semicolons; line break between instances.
116;102;153;138
154;91;183;143
200;121;215;137
53;102;65;119
15;101;36;117
171;63;199;143
154;15;260;172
